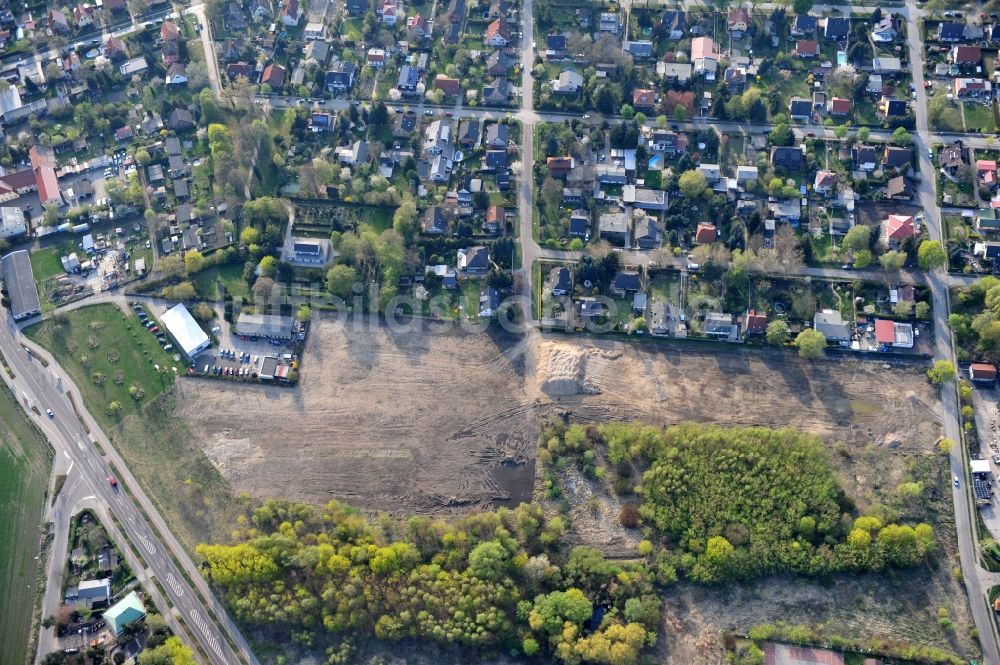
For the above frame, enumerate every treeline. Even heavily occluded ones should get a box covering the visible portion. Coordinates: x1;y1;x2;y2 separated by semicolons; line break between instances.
950;276;1000;363
543;422;935;582
198;501;660;664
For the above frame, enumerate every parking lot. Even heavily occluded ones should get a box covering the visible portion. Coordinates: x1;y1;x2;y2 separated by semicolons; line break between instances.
188;303;300;381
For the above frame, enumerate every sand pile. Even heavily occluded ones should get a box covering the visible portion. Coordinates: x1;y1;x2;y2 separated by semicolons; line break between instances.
536;343;621;397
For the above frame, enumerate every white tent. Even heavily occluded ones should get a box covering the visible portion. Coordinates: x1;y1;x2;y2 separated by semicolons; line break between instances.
971;459;991;475
160;304;209;359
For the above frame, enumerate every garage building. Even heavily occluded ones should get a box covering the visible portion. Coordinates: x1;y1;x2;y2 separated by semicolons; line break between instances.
160;303;210;359
1;250;41;321
235;312;295;340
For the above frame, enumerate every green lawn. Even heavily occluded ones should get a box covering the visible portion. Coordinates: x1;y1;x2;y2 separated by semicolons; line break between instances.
930;104;965;132
359;208;393;234
31;243;75;286
0;382;52;665
963;102;997;132
340;18;363;42
25;304;242;554
25;303;179;424
192;262;249;300
648;272;681;304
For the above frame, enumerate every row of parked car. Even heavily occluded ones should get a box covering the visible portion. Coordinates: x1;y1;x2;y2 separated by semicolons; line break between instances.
132;302;173;352
202;364;256;378
219;349;255;363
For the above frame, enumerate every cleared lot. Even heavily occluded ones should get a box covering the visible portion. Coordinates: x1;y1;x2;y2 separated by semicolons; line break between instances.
177;315;539;513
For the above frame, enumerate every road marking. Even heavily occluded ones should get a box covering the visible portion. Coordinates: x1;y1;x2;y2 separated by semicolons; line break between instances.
166;573;184;597
137;532;156;556
190;609;227;661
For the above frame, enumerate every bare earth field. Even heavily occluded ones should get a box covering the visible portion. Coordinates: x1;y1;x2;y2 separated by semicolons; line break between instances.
177;315;540;514
176;321;973;662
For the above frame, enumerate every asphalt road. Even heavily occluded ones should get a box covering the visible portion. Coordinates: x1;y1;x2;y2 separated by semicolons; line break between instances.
0;306;257;665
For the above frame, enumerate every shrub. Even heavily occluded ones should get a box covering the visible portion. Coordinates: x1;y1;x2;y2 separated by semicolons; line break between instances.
618;504;641;528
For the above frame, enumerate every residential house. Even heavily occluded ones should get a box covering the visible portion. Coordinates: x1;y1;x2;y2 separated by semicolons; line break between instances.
657;61;692;82
434;74;460;96
423;119;453;155
703;312;741;342
422;206;447;234
485;123;508;148
119;57;148;77
397;64;420;91
634;216;663;249
770;145;805;171
346;0;368;15
791;14;817;37
691;36;718;80
611;270;642;297
546;33;566;58
990;23;1000;43
979;160;998;189
458;246;489;272
728;7;750;36
552;70;584;93
736;165;758;186
970;363;998;384
768;198;802;224
743;309;768;336
226;62;255;80
481;150;507;172
547;156;573;177
883;146;912;171
47;9;69;34
165;63;187;85
872;15;896;42
884;175;913;199
335;140;370;166
632;88;656;111
866;74;883;95
660;10;685;39
249;0;271;20
853;144;877;171
624;40;653;59
599;12;620;34
407;14;428;37
484;205;504;234
457;119;481;148
394;111;417;137
649;301;686;337
598;212;628;245
366;48;386;68
872;56;901;74
303;21;327;40
280;0;301;25
261;63;285;87
486;50;512;76
568;210;589;238
814;309;851;344
954;78;992;99
482;77;511;104
695;222;717;244
104;36;128;60
828;97;853;116
788;97;812;120
548;267;572;296
74;5;95;27
824;17;850;41
937;22;965;41
485;19;511;46
952;45;982;65
223;2;248;29
326;61;357;91
940;141;967;175
814;170;837;194
878;96;907;119
882;213;916;248
795;39;819;57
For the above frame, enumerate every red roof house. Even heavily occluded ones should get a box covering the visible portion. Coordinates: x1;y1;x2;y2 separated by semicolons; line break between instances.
433;75;460;95
970;363;998;382
829;97;852;115
884;214;915;246
796;39;819;57
632;88;656;109
695;223;717;244
744;309;767;334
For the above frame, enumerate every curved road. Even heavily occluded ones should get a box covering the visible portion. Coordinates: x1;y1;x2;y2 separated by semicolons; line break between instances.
0;305;257;665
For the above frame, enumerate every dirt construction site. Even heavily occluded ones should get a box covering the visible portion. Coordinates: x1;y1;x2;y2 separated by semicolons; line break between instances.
176;318;974;661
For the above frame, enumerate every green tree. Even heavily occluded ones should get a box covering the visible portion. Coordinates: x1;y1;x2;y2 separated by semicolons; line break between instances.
792;0;814;15
528;588;593;635
794;329;827;359
856;126;870;142
879;250;907;271
326;264;358;299
891;126;913;146
928;359;957;384
918;240;947;270
467;540;509;581
105;401;122;416
769;123;793;147
765;320;789;346
678;170;708;199
184;249;205;274
392;198;420;241
893;299;914;318
843;224;870;252
853;249;872;269
258;255;278;278
138;637;197;665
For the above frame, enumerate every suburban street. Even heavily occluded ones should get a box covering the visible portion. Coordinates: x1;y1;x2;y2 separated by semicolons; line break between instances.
0;306;258;665
4;0;1000;662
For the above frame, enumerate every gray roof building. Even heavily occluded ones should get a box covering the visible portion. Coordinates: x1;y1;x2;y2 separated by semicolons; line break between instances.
813;309;850;342
235;312;295;339
1;250;40;321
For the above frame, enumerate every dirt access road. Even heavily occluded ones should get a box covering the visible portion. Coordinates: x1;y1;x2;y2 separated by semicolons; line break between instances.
178;315;541;514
